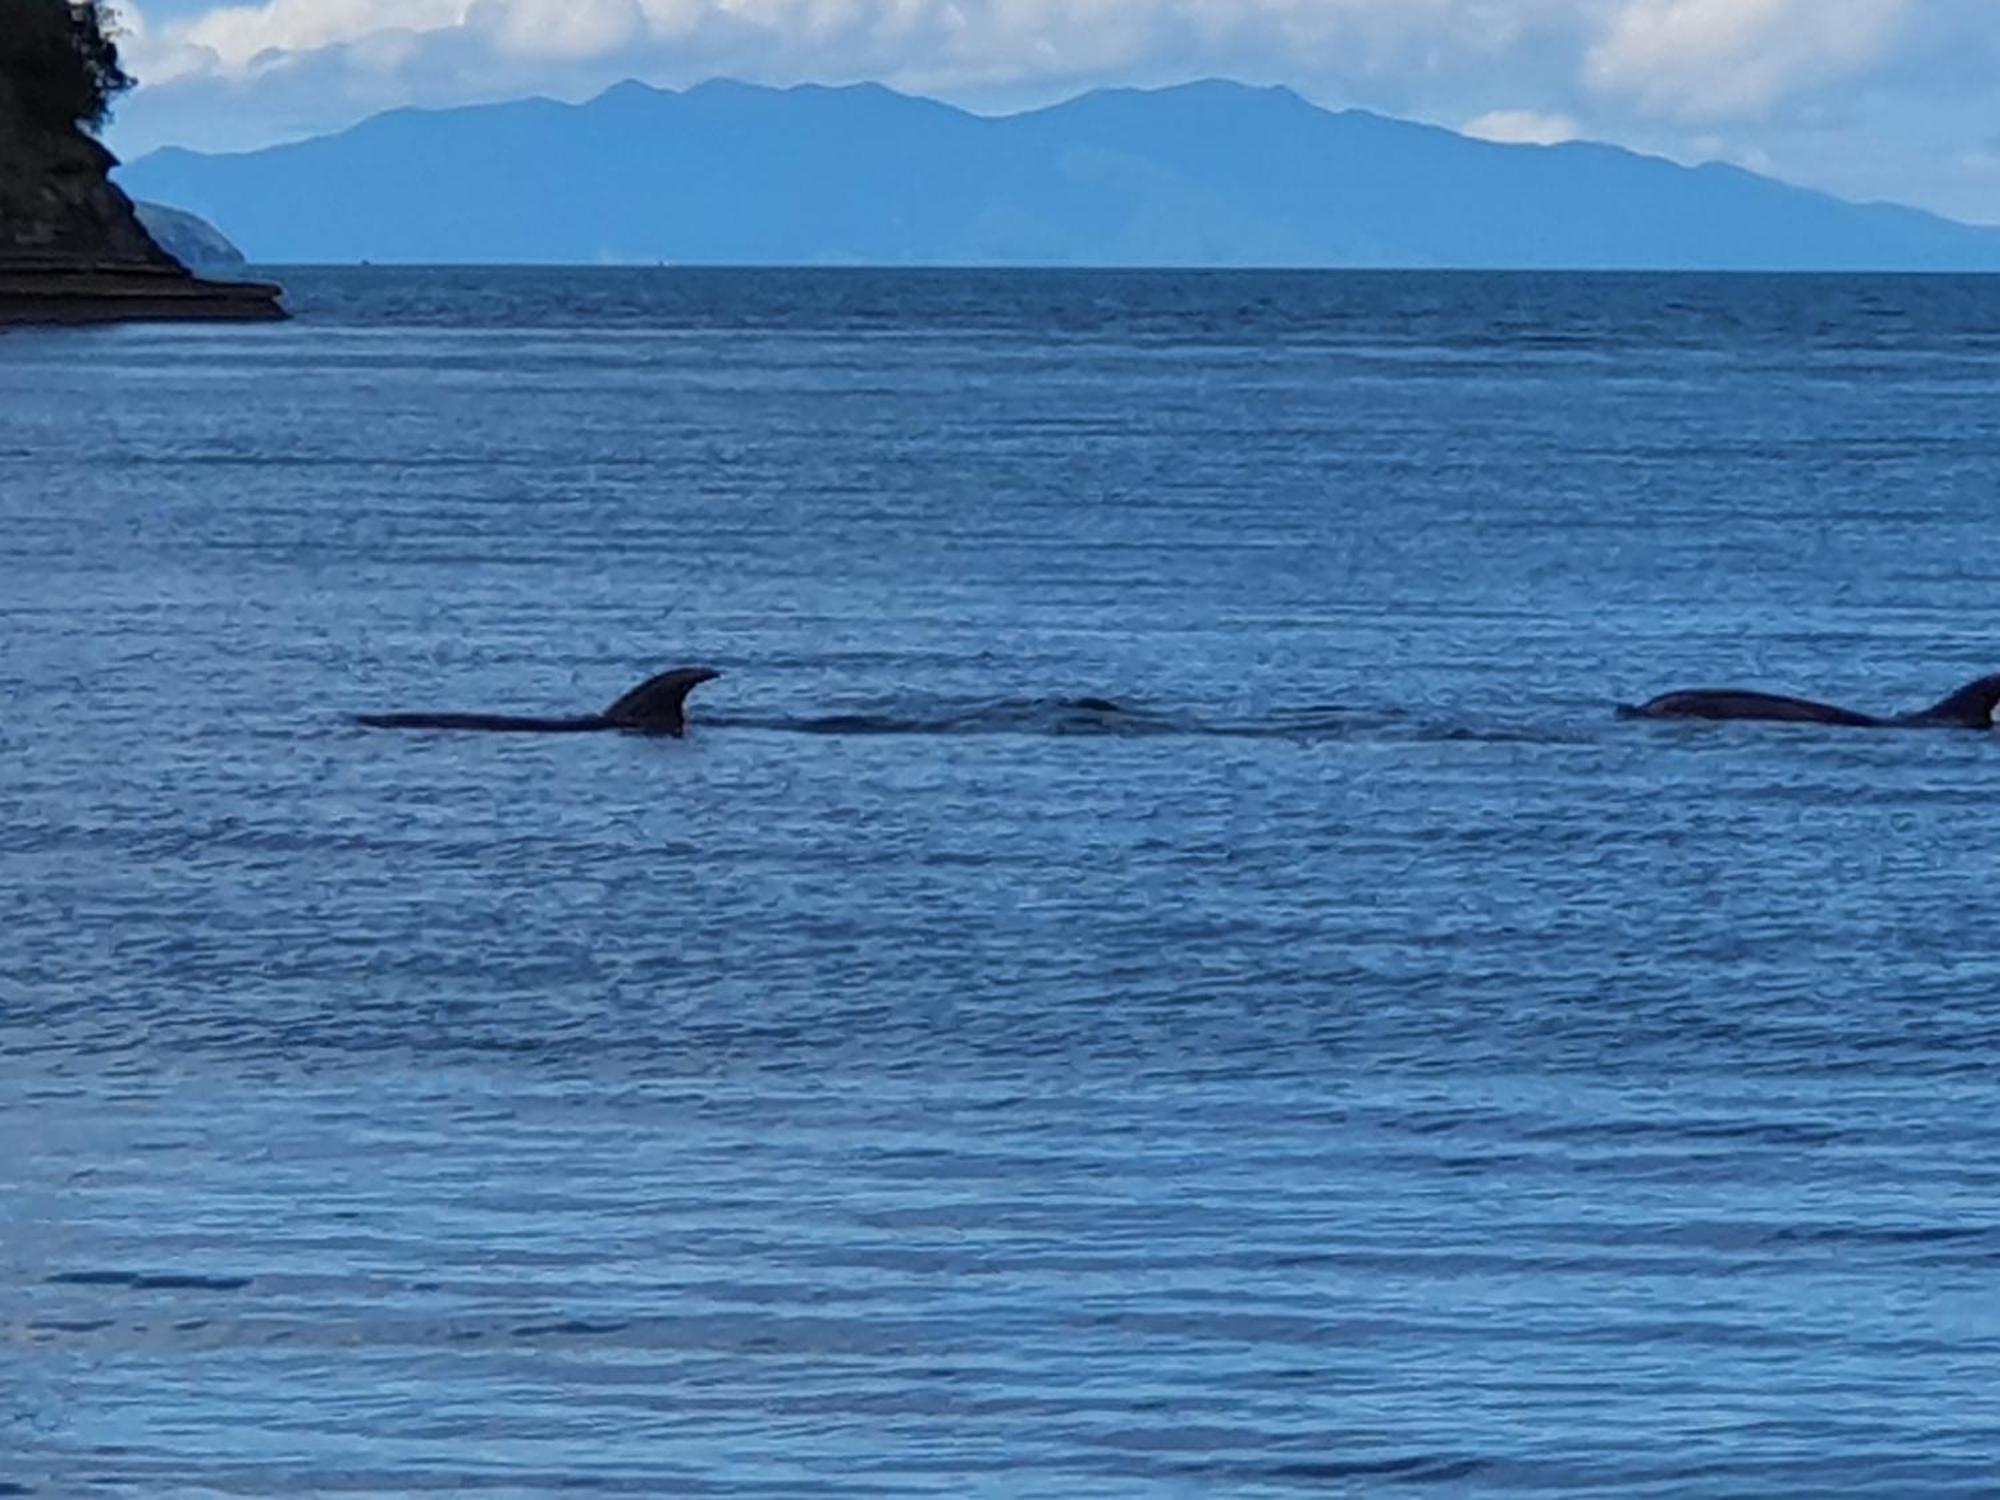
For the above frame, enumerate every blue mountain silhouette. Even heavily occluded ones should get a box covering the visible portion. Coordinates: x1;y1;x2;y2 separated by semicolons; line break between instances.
117;77;2000;269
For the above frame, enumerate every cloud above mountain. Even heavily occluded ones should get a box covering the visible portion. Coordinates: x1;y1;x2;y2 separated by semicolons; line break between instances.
1583;0;1914;118
109;0;2000;226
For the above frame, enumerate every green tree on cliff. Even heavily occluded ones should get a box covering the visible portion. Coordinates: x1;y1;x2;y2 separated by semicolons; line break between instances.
0;0;134;133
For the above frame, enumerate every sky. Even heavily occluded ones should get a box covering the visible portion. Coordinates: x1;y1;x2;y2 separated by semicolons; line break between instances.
103;0;2000;227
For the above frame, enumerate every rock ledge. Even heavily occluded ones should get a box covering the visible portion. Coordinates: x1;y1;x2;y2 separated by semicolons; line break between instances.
0;258;285;325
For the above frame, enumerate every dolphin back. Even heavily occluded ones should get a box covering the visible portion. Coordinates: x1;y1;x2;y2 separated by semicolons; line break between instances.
601;666;721;736
1897;673;2000;729
1620;690;1880;727
353;712;609;732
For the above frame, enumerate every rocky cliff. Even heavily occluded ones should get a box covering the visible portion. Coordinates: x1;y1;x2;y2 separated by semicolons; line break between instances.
0;75;282;323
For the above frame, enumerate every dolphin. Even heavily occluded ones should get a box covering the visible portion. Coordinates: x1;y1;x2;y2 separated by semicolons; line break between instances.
356;666;720;736
1617;672;2000;730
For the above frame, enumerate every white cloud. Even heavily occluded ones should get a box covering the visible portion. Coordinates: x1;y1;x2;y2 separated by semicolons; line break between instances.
121;0;1583;92
1585;0;1915;119
142;0;469;74
467;0;647;60
1462;107;1581;144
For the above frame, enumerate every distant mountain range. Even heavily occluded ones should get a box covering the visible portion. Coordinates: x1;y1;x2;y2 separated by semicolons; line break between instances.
133;201;245;270
117;78;2000;270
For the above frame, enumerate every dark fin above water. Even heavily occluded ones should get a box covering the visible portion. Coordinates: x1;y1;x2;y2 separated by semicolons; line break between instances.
1896;673;2000;728
1620;672;2000;731
356;665;720;736
600;666;722;736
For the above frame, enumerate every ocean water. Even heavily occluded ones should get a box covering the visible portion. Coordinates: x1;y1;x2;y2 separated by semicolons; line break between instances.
5;268;2000;1496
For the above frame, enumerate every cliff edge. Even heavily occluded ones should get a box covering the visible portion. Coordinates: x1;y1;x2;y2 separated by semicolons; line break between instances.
0;75;284;324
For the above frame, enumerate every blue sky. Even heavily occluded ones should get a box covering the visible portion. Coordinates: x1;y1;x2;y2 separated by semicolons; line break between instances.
107;0;2000;226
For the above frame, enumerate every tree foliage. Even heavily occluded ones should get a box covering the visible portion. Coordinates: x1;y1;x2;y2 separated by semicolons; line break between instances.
0;1;135;133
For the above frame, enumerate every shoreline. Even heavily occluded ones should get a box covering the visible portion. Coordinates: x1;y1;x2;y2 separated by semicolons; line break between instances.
0;260;286;325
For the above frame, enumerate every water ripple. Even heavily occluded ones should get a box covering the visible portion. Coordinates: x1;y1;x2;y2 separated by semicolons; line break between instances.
4;269;2000;1497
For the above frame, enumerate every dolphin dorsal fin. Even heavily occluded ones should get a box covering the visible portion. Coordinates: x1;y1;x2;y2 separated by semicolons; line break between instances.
601;666;720;735
1906;673;2000;728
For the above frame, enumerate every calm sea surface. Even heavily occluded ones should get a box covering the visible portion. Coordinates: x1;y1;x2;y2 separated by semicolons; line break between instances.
5;268;2000;1496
